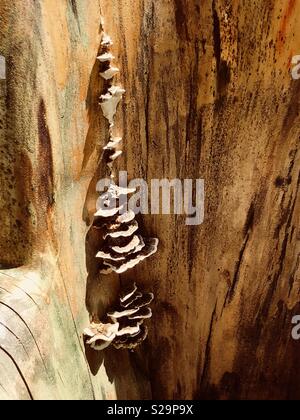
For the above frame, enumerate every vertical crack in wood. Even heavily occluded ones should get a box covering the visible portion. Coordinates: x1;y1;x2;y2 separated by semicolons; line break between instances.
0;346;34;400
0;271;41;310
0;321;30;357
0;301;48;374
199;302;217;392
57;265;96;400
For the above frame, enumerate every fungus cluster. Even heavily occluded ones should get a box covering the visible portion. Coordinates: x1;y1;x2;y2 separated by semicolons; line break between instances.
84;283;154;350
97;33;124;168
84;27;158;352
94;30;159;275
94;183;159;274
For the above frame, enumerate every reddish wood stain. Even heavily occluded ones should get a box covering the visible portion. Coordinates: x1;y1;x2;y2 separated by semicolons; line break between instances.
276;0;297;52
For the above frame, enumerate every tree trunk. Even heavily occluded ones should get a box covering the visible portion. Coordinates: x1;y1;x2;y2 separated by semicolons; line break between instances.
0;0;299;400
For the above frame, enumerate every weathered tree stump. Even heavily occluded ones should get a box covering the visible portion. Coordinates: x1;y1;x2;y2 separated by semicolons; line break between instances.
0;0;299;400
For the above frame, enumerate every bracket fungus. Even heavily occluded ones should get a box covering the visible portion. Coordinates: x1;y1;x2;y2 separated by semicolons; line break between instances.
84;27;158;353
83;322;119;351
101;33;113;48
100;67;120;80
97;52;115;62
95;29;159;274
84;284;154;351
100;238;159;274
93;184;159;274
100;86;125;127
109;284;154;350
103;136;122;150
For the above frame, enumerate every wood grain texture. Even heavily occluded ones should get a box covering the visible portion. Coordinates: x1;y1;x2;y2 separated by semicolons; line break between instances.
0;0;299;400
100;0;300;399
0;0;149;400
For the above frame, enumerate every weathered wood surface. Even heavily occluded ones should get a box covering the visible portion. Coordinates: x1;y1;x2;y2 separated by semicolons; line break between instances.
0;0;150;400
0;0;300;400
